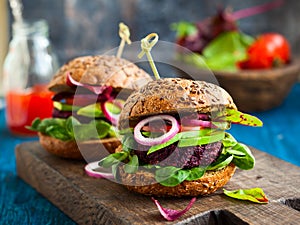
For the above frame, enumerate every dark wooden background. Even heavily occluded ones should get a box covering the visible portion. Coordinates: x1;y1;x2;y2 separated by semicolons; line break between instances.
7;0;300;65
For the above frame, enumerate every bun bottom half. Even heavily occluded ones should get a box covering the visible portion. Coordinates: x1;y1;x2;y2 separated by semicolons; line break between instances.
38;133;121;160
117;163;236;197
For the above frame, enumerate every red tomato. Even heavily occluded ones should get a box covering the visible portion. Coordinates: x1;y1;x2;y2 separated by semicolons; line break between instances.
238;33;290;69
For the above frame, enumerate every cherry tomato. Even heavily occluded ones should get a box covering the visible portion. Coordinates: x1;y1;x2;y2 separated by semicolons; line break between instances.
238;33;290;69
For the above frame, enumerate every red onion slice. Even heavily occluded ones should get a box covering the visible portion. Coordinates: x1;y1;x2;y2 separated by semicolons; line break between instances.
101;99;124;126
134;115;180;146
66;72;108;95
152;197;196;221
84;161;114;180
181;114;212;128
181;118;212;128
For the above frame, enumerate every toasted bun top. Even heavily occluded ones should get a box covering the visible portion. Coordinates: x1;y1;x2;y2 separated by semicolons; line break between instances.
48;55;152;93
118;78;237;129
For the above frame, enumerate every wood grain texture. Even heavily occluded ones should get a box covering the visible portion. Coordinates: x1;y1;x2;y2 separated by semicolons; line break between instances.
15;142;300;225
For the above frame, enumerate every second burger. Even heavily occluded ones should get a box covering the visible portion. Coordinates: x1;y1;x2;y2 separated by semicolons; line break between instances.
28;55;152;160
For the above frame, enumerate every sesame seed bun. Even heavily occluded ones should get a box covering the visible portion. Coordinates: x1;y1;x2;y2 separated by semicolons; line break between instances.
48;55;152;93
38;132;121;161
118;78;237;130
117;163;236;197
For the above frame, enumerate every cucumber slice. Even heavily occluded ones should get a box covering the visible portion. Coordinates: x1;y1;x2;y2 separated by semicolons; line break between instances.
178;131;225;147
53;101;80;111
77;103;104;118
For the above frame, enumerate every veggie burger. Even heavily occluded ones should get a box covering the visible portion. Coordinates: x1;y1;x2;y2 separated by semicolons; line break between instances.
100;78;262;197
29;55;152;160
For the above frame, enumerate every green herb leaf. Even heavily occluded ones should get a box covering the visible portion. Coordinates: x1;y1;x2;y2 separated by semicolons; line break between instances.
45;124;71;141
26;118;42;131
155;166;190;187
231;143;255;170
99;152;129;168
207;154;233;171
222;133;238;147
124;155;139;173
122;134;137;152
95;120;112;139
221;133;255;170
223;188;269;204
65;116;80;138
185;167;206;181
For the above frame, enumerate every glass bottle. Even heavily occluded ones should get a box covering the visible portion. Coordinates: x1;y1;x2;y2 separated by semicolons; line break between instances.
2;19;58;136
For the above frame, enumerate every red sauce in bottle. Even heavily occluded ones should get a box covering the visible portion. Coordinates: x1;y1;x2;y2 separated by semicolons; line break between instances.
5;84;53;136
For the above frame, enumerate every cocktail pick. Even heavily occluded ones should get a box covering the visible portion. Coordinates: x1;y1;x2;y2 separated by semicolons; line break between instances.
116;22;131;58
138;33;160;80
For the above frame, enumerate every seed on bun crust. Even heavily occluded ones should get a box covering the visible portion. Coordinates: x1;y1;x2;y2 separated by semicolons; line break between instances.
48;55;152;93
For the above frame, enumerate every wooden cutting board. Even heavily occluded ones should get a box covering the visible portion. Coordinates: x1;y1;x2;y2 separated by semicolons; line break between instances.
15;142;300;225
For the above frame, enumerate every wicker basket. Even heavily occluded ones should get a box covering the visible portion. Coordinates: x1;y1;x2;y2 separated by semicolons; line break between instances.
174;59;300;112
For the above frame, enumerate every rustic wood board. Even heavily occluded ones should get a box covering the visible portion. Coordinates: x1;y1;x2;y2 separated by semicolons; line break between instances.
16;142;300;225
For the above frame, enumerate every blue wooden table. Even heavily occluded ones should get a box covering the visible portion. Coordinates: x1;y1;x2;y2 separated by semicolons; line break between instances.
1;83;300;225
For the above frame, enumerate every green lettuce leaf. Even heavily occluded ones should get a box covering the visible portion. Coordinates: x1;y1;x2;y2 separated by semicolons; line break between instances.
99;152;129;168
178;31;254;71
124;155;139;173
223;188;269;204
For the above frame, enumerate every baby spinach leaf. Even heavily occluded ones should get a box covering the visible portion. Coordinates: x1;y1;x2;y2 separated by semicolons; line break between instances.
185;167;206;181
207;154;233;171
231;143;255;170
222;133;238;147
99;152;129;168
223;188;268;204
65;116;80;138
45;124;71;141
95;120;112;139
26;118;42;131
124;155;139;174
156;167;190;187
